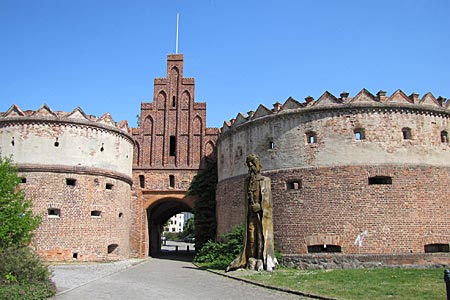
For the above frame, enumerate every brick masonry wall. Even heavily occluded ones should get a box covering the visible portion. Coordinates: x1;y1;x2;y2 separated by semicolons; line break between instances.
21;170;132;262
216;165;450;257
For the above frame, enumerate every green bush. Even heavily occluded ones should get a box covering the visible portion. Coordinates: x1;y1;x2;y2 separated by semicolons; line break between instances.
194;225;244;269
0;247;56;299
0;280;56;300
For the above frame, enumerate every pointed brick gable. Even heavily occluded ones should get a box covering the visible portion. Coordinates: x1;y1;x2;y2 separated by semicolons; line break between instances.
97;112;116;127
283;97;304;110
351;88;377;103
314;91;340;107
33;104;58;118
252;104;272;119
419;92;441;108
233;112;248;126
4;104;25;117
387;90;413;104
67;107;90;121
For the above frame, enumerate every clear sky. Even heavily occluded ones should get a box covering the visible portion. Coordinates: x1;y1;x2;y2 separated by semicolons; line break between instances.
1;0;449;128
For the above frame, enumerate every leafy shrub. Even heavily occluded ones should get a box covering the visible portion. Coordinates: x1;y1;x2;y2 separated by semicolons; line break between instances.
194;225;244;269
0;247;56;299
0;156;41;249
0;280;56;300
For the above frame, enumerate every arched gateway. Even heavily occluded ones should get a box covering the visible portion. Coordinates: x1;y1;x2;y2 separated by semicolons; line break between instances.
131;54;218;257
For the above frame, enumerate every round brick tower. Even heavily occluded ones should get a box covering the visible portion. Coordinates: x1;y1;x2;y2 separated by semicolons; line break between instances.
0;104;134;261
216;89;450;268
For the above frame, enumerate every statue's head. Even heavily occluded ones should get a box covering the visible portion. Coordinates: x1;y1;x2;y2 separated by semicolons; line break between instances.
246;154;261;175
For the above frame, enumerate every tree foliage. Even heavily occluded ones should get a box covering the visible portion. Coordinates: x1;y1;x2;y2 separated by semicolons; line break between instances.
0;156;41;249
187;157;217;250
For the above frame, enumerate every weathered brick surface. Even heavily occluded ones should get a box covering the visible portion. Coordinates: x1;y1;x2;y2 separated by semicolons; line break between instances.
217;92;450;265
21;170;132;261
130;54;219;256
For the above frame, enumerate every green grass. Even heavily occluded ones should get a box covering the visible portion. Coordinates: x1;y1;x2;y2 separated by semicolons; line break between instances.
238;267;446;300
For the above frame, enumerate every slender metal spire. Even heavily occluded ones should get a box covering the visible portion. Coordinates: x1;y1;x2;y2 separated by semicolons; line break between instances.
175;13;179;54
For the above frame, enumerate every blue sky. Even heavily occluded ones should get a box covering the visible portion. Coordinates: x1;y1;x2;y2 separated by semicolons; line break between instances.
1;0;449;128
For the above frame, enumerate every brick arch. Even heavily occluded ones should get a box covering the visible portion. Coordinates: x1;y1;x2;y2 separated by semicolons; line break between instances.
133;140;141;166
193;115;202;135
157;91;167;110
181;90;191;110
144;193;197;255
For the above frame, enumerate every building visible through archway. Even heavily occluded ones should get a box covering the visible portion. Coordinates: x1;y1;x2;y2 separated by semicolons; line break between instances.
131;54;218;256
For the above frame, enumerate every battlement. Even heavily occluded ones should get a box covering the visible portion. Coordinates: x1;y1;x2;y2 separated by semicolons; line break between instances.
221;89;449;133
0;104;130;134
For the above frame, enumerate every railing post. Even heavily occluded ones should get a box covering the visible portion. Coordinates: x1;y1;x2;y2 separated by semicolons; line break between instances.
444;269;450;300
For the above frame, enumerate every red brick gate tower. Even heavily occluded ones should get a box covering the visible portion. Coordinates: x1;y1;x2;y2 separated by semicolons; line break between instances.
130;54;218;256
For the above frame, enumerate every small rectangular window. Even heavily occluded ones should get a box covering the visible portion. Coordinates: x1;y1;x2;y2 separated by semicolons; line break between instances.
91;210;102;218
48;208;61;218
105;183;113;190
368;176;392;185
170;136;176;156
139;175;145;188
424;243;449;253
307;245;342;253
20;177;27;184
169;175;175;188
66;178;76;186
354;128;365;141
287;179;302;190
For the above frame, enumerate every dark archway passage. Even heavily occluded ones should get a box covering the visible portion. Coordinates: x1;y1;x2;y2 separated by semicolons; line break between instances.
146;197;193;256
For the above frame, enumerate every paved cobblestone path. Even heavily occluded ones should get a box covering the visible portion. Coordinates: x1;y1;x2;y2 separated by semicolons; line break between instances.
53;256;308;300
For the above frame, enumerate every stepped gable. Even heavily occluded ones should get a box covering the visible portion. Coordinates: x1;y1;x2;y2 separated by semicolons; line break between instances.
3;104;25;117
386;89;414;104
313;91;341;107
32;104;58;118
282;97;304;110
420;92;442;108
252;104;272;119
351;88;377;103
233;112;247;126
67;107;90;121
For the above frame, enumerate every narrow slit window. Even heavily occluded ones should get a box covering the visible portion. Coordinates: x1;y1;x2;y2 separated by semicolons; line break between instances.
368;176;392;185
91;210;102;217
169;175;175;188
105;183;113;190
269;141;274;150
172;96;176;107
66;178;77;186
11;137;14;146
441;131;448;143
169;136;176;156
402;127;412;140
54;137;59;147
139;175;145;188
306;131;317;144
48;208;61;218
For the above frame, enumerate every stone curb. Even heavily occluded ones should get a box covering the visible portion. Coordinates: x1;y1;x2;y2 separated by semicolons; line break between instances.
195;264;338;300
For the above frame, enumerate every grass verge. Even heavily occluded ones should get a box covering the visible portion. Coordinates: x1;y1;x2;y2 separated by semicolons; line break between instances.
236;267;445;300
